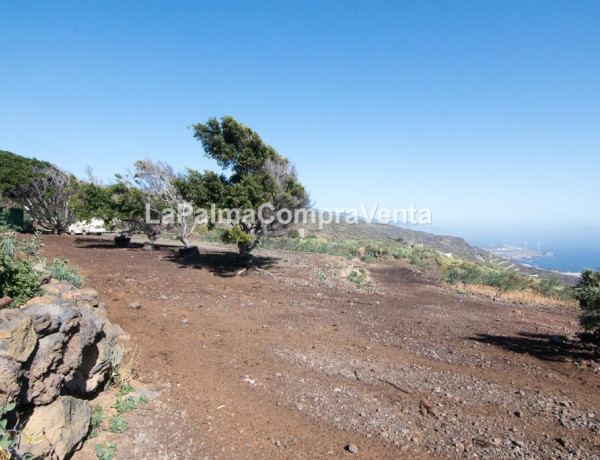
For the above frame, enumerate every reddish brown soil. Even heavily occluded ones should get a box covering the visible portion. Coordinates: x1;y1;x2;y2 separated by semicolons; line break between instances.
39;235;599;459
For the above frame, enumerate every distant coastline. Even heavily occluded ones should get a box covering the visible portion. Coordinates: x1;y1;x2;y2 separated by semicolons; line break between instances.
483;244;554;262
480;243;599;275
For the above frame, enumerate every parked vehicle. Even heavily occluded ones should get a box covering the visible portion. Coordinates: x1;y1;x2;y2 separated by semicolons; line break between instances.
68;218;106;235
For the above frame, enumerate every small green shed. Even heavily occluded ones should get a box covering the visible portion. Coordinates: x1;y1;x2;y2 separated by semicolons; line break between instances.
0;207;25;229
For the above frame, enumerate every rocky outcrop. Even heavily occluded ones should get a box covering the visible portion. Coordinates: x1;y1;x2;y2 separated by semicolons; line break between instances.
0;280;125;459
18;396;91;459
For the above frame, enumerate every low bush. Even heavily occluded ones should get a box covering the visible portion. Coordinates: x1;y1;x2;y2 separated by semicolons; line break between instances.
1;225;83;307
0;229;42;307
575;269;600;334
44;258;83;288
263;236;573;308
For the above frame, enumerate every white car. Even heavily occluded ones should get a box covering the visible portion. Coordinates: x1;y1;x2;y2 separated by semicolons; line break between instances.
68;218;106;235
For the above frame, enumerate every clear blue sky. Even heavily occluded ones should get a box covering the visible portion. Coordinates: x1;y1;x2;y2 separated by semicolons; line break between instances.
1;0;599;243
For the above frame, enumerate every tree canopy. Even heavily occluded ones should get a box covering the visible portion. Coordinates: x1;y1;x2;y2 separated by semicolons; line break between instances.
0;150;52;198
188;115;309;254
575;268;600;334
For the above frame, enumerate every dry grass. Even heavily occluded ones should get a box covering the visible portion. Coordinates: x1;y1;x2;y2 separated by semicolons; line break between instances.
447;283;579;310
109;345;140;387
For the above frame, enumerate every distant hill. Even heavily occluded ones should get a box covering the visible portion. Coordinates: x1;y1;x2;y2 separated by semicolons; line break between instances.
302;216;489;262
0;150;51;197
302;215;579;285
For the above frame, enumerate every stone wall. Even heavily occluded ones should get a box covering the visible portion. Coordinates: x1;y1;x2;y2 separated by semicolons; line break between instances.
0;280;127;459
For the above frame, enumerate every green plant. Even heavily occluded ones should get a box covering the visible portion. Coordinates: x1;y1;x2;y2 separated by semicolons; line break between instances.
44;258;83;288
346;269;367;285
108;346;139;388
575;269;600;333
95;441;117;460
536;278;562;298
111;393;148;415
446;268;461;284
108;415;129;433
118;383;134;396
317;271;327;281
88;405;108;439
0;401;37;460
462;265;482;285
222;225;253;246
0;401;17;459
186;116;310;255
0;230;42;307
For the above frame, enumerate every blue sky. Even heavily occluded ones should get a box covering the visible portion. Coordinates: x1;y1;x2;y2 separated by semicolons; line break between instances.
1;0;599;243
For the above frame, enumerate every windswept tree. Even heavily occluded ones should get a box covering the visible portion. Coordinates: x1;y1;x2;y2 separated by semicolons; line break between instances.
575;269;600;335
190;115;310;255
72;181;163;242
132;159;197;247
12;165;75;234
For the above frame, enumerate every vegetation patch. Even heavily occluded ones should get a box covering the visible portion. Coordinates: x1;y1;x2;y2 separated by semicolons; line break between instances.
264;236;575;308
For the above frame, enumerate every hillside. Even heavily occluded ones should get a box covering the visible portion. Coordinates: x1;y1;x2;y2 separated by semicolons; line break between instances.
302;218;579;285
0;150;51;197
303;218;489;262
34;234;599;460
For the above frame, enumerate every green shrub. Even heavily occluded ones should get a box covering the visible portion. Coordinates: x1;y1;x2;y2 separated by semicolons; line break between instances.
95;442;117;460
222;225;253;245
446;268;461;285
574;269;600;333
0;230;42;307
346;269;368;285
199;227;226;243
45;258;83;288
392;246;412;259
536;278;563;298
1;227;83;307
462;265;482;285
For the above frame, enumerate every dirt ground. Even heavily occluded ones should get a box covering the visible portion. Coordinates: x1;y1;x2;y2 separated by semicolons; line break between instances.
39;235;599;459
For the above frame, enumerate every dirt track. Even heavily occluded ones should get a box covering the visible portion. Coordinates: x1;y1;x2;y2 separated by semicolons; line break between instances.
39;235;599;459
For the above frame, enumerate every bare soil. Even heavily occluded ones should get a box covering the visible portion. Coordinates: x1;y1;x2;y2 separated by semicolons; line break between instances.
38;235;599;459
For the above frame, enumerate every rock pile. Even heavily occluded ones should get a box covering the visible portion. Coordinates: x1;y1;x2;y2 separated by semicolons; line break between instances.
0;280;126;459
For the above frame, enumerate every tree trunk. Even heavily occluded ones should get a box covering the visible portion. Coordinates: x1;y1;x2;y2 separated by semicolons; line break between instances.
238;238;259;256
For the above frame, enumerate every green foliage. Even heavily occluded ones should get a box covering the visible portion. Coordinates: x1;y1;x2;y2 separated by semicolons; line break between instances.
346;269;368;285
0;150;51;197
226;172;275;210
191;115;283;176
118;383;134;396
265;236;571;304
0;229;42;307
95;442;117;460
44;258;83;288
174;170;228;209
0;401;35;460
574;269;600;333
1;226;83;307
0;401;17;459
462;265;482;284
72;182;146;230
189;116;309;253
110;387;148;415
108;415;129;433
537;278;562;297
222;225;253;245
447;268;461;285
88;405;108;439
88;383;147;449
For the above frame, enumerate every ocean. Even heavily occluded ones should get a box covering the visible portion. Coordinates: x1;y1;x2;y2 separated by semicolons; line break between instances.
456;228;600;275
520;244;600;274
